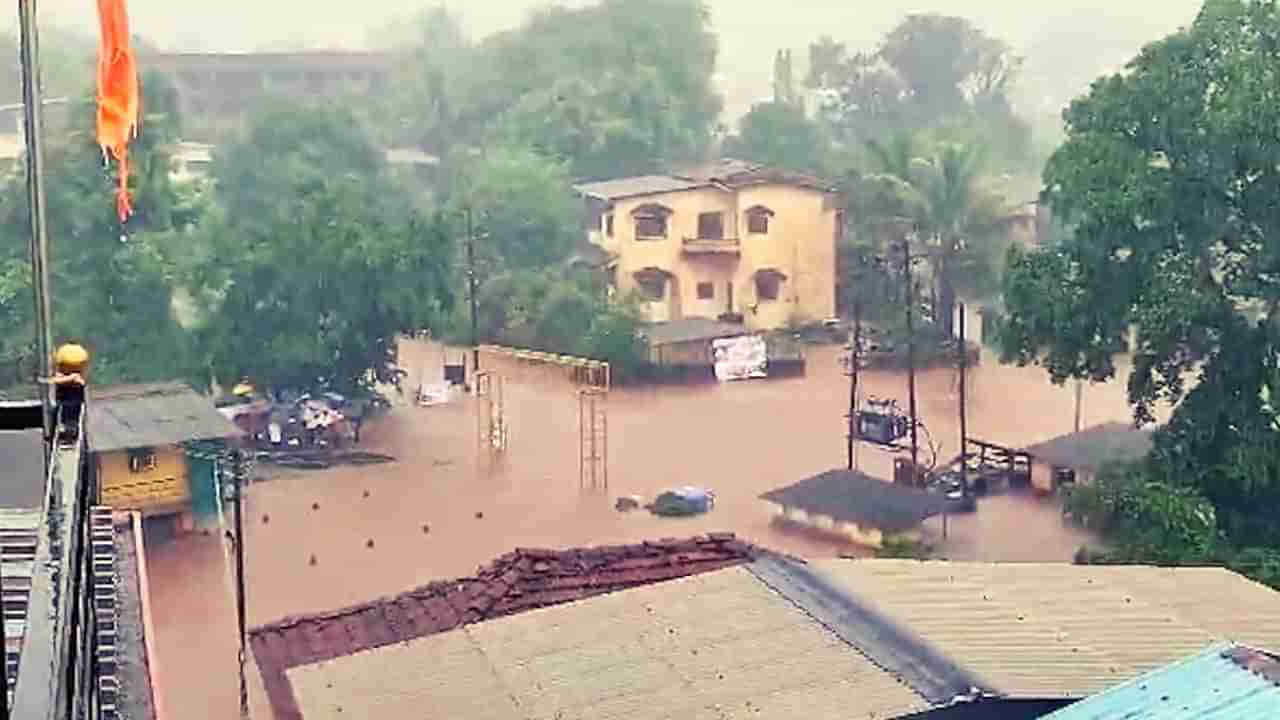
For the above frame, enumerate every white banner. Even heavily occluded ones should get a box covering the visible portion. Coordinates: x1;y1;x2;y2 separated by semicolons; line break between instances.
712;335;768;382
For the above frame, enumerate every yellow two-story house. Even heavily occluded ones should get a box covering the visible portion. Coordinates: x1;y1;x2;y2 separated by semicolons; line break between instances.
574;159;842;332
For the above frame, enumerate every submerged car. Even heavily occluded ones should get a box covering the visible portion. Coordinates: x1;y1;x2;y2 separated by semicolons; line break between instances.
649;486;715;517
927;472;978;513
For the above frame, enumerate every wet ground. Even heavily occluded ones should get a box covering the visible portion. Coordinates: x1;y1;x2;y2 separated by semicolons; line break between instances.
145;316;1161;719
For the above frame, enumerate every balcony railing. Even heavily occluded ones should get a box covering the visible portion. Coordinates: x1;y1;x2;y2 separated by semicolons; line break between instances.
681;236;740;254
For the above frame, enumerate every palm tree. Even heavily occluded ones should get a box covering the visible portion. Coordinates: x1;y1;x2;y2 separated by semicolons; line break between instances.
860;133;1008;337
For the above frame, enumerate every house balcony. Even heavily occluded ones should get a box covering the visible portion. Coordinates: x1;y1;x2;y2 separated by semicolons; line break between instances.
682;236;741;255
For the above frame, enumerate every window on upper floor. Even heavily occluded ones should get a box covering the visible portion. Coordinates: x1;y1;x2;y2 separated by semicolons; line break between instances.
128;448;158;473
696;282;715;300
745;206;774;235
835;211;846;241
697;212;725;240
632;204;673;240
605;214;614;237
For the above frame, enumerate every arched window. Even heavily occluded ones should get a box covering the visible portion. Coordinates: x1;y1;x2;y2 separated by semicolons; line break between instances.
631;204;673;240
634;267;672;301
745;205;774;235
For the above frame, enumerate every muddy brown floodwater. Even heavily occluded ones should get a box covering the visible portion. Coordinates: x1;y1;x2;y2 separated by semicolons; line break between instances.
146;317;1168;720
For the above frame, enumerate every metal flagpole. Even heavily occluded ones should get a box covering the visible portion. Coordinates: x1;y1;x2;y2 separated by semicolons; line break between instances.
17;0;55;442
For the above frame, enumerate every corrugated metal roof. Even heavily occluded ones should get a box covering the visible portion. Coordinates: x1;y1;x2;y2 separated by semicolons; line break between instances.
88;382;241;453
572;175;709;200
812;560;1280;698
1041;642;1280;719
761;470;949;532
285;566;930;720
1022;423;1153;471
640;317;747;346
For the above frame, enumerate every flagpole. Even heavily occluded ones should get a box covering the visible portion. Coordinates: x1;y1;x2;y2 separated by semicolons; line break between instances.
17;0;54;442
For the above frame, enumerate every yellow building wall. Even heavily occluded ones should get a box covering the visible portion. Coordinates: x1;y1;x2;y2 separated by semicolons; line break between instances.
598;183;838;331
97;445;191;515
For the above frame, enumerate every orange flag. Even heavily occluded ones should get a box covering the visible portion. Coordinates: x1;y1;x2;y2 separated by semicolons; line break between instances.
95;0;140;223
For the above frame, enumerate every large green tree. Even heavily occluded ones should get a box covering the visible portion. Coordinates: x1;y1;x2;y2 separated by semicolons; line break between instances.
722;101;826;175
0;70;198;387
999;0;1280;546
196;105;453;393
809;15;1033;173
438;0;721;179
444;145;581;273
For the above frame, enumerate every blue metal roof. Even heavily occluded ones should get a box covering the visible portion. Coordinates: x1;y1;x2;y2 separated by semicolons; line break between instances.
1042;642;1280;719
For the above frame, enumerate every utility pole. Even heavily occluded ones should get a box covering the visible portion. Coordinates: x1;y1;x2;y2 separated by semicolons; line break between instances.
18;0;54;443
847;302;861;471
902;238;920;477
1073;379;1083;433
466;206;479;380
958;302;969;500
231;450;249;720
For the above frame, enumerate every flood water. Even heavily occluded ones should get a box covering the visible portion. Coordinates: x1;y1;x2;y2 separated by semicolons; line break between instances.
145;317;1162;719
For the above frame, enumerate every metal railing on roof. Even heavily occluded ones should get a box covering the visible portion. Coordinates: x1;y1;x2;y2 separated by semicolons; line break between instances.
8;407;99;720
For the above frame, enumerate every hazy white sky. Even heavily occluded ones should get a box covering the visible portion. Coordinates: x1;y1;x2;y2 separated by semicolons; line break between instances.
3;0;1206;117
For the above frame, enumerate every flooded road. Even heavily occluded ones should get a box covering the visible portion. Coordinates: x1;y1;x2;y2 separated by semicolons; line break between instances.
147;318;1158;720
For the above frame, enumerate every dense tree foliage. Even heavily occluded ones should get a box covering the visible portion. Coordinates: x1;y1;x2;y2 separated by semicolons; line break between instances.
722;101;825;175
193;105;453;393
444;146;581;273
1000;0;1280;560
0;71;198;388
380;0;722;180
850;134;1010;336
808;15;1034;173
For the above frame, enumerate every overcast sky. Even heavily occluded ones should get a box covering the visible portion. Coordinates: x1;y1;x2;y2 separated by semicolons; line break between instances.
2;0;1206;117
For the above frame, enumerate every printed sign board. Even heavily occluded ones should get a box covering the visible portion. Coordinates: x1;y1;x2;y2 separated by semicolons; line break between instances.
712;335;768;382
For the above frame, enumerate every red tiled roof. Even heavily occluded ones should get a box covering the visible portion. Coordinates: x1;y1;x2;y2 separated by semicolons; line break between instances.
250;533;758;720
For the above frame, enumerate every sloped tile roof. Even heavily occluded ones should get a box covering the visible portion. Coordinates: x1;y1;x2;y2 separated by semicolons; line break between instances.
760;469;948;532
572;175;708;200
573;158;836;201
88;382;241;453
251;534;758;720
1042;642;1280;719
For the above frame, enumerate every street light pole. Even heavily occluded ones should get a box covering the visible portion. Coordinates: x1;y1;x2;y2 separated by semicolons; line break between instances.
18;0;54;442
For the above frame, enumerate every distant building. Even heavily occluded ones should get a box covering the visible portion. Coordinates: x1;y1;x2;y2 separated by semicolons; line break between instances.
87;382;241;530
574;159;842;332
141;50;397;141
760;468;948;547
1022;422;1154;493
168;140;213;183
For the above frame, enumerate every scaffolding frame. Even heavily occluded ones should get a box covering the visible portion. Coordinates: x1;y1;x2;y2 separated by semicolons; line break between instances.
578;386;608;490
475;371;508;453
